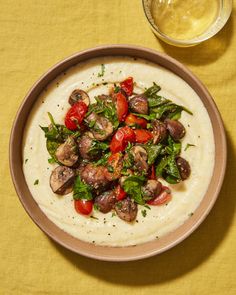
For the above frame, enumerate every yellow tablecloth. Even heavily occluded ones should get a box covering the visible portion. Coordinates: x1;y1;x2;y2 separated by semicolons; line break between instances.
1;0;236;294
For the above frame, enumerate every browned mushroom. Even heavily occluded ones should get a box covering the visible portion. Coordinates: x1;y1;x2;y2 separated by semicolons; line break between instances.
115;197;138;222
94;191;117;213
129;94;148;114
130;145;148;172
68;89;90;106
79;163;110;190
78;132;95;160
50;166;76;195
176;157;191;180
55;136;78;166
165;119;186;141
152;120;167;144
86;112;113;141
142;180;162;200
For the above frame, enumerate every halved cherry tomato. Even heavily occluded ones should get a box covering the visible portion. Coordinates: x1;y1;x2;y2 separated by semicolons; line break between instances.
147;186;171;206
116;92;128;122
120;77;133;96
114;185;127;201
134;129;153;143
74;199;93;215
149;165;156;180
105;153;123;181
125;113;147;128
65;101;88;130
110;126;136;153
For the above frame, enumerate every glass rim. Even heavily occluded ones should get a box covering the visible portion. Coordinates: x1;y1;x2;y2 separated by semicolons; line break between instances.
142;0;233;46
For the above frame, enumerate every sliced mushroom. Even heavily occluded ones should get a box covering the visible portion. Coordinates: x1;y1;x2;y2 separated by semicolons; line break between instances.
165;119;186;141
55;136;78;167
50;166;75;195
69;89;90;106
129;94;148;114
94;190;117;213
115;197;138;222
130;145;149;172
79;163;110;190
78;132;95;160
176;157;191;180
86;112;113;141
152;120;167;144
142;180;162;200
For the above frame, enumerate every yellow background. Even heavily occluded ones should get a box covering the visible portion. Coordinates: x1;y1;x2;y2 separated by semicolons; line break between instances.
1;0;236;294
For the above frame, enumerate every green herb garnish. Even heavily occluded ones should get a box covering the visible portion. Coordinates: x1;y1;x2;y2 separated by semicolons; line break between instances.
141;209;147;217
73;176;93;201
184;143;196;151
34;179;39;185
98;64;105;77
123;175;146;205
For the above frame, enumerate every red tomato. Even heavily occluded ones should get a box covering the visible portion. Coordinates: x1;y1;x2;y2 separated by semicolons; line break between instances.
147;186;172;206
110;126;136;153
149;165;156;180
120;77;133;96
65;101;88;130
134;129;153;143
105;153;123;181
114;185;127;201
125;113;147;128
116;92;128;122
74;199;93;215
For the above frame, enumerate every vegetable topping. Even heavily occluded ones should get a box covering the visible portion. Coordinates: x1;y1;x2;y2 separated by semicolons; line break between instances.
41;77;193;222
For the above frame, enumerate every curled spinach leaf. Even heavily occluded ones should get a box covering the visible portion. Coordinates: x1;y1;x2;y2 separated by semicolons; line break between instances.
123;175;146;205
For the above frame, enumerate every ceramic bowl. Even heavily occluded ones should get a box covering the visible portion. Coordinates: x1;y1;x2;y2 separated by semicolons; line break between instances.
9;45;226;261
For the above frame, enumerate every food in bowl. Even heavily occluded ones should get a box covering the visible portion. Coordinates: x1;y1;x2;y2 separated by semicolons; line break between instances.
22;56;215;246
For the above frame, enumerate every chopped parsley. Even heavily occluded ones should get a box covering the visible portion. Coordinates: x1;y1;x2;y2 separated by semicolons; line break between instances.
97;64;105;77
141;209;147;217
184;143;196;151
34;179;39;185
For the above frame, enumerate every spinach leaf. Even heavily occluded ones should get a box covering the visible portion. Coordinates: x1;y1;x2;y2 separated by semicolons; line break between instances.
144;82;161;97
165;154;181;180
148;96;169;108
88;140;109;156
123;175;146;205
144;143;163;165
132;112;156;121
46;139;60;163
166;136;181;155
73;176;93;201
40;112;79;142
155;157;169;177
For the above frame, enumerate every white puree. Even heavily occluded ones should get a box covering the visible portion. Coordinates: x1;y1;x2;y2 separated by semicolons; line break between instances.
22;57;215;246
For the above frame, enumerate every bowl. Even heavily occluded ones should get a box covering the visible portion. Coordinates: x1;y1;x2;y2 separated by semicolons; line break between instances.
9;45;226;261
142;0;232;47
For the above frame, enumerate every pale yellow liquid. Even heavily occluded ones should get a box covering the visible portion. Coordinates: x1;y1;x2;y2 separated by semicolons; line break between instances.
151;0;220;40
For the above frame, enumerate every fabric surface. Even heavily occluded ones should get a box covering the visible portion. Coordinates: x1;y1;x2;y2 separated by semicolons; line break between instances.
0;0;236;294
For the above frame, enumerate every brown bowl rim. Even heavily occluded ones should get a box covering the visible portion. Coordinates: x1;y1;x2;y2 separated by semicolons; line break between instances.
9;44;227;261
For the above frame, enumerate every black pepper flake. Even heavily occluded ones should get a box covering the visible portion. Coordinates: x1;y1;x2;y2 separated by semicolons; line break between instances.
110;71;113;74
156;236;159;239
112;225;116;227
198;135;200;138
30;147;32;150
135;220;139;223
42;100;44;104
188;124;190;127
57;104;60;107
96;83;99;87
108;233;111;236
